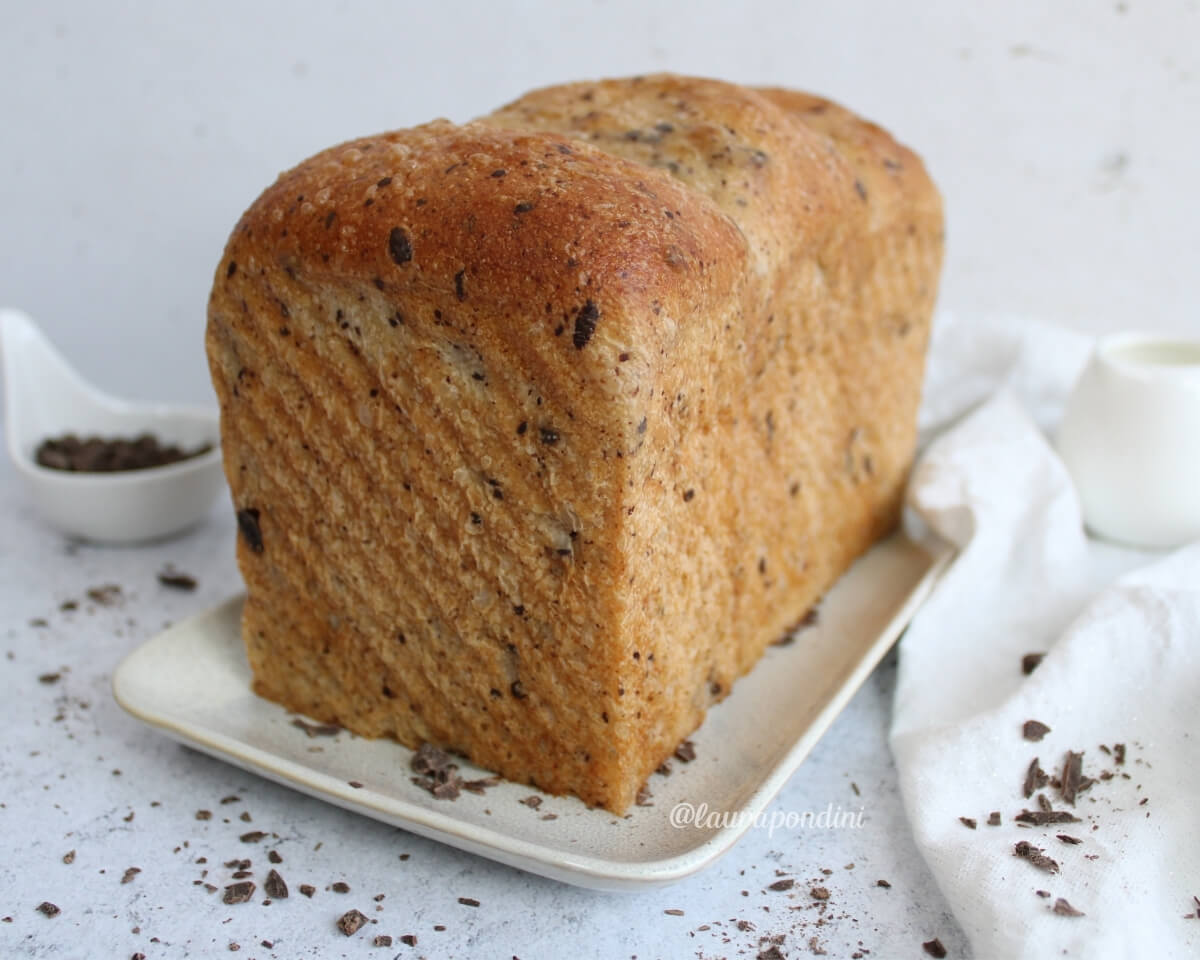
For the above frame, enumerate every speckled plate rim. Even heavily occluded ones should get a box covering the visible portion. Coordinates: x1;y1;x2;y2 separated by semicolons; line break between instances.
112;532;955;890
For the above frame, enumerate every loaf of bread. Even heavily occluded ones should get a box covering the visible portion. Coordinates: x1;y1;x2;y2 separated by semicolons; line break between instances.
206;74;943;813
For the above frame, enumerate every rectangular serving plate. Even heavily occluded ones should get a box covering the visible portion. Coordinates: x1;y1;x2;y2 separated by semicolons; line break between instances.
112;531;953;890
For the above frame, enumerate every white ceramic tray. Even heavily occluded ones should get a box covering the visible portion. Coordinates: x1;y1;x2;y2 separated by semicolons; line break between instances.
112;531;953;890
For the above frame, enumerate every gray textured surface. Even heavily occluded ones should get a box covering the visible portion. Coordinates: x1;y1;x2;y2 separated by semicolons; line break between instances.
0;455;967;959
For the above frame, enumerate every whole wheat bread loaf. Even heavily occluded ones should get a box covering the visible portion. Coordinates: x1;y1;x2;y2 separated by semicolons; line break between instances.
206;74;943;813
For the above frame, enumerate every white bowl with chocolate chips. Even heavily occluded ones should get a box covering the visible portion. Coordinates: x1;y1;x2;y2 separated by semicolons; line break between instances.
1;308;225;543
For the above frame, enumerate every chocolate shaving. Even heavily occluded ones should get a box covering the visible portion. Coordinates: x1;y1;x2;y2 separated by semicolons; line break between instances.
457;897;480;907
1056;834;1083;845
263;869;288;899
410;742;467;800
987;811;1002;826
768;878;794;892
222;881;256;904
373;935;393;947
1015;809;1080;825
674;740;697;763
1061;751;1084;805
1023;720;1051;742
810;886;830;900
959;817;977;830
157;567;198;591
635;785;654;807
36;901;60;917
877;879;891;888
519;796;543;809
1023;757;1049;798
337;909;369;936
1114;743;1126;765
1022;652;1045;675
1014;841;1060;874
1052;898;1085;917
120;867;141;884
922;939;947;959
299;884;315;898
239;831;267;843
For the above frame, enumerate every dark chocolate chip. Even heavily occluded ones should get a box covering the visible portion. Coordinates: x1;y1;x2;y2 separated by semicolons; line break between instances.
1023;720;1051;742
573;300;599;349
337;909;369;936
222;881;256;904
388;227;413;265
236;508;263;553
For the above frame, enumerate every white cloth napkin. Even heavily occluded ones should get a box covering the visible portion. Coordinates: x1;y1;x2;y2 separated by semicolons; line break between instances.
892;313;1200;958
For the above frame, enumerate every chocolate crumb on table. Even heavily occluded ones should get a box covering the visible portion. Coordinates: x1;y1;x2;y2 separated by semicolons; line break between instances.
291;718;342;738
958;817;977;830
157;566;198;591
337;909;369;936
987;811;1002;826
635;785;653;806
373;935;393;947
263;869;288;899
222;881;256;904
664;908;685;916
1056;834;1083;845
457;897;480;907
400;934;417;946
876;879;891;888
239;831;266;843
1022;720;1051;742
36;901;60;917
1014;841;1060;874
1060;751;1085;805
331;882;350;893
1015;808;1080;826
299;884;315;898
1022;652;1045;675
120;867;141;884
922;937;947;958
62;850;75;864
810;886;830;900
1052;898;1085;917
519;795;542;809
267;850;282;864
1023;757;1049;798
768;878;794;892
674;740;697;763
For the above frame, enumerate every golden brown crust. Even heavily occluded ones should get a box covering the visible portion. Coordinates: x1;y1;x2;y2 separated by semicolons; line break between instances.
206;73;943;813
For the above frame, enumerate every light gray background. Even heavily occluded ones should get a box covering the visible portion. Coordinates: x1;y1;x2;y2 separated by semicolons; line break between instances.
1;2;1197;958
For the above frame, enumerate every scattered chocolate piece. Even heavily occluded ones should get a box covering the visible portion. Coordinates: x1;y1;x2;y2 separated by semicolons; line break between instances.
664;908;685;916
86;584;122;606
1023;757;1049;799
1038;793;1053;812
239;811;252;823
348;780;364;789
62;850;75;864
1023;720;1051;742
264;869;288;899
332;882;350;893
541;812;558;821
195;809;212;821
674;740;697;763
38;672;60;685
157;567;198;591
223;859;250;870
231;870;252;879
220;795;240;804
959;817;977;830
239;831;267;843
757;947;784;960
1022;652;1045;675
635;785;654;806
1114;743;1126;765
222;881;256;904
768;878;794;892
1056;834;1083;845
458;897;480;907
36;901;60;917
876;880;891;888
291;718;341;738
373;935;393;947
36;433;211;473
1014;841;1060;874
299;884;315;898
922;939;947;958
987;811;1002;826
337;909;369;936
808;935;827;955
121;867;141;884
810;886;830;900
519;796;542;809
1036;890;1051;898
1016;809;1080;825
1061;751;1084;805
267;850;282;864
461;776;500;794
410;742;466;799
1052;898;1085;917
400;934;417;946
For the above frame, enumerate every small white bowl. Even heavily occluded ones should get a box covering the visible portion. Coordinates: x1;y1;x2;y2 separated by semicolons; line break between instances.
1057;331;1200;550
1;308;226;544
